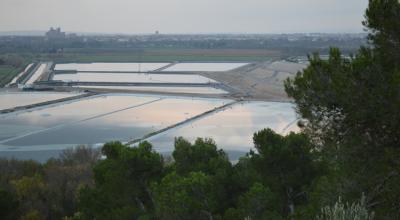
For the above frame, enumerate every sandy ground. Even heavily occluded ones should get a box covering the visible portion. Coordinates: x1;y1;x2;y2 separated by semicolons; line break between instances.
199;61;308;101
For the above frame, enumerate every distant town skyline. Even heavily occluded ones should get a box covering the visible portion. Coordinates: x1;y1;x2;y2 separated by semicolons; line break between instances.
0;0;368;34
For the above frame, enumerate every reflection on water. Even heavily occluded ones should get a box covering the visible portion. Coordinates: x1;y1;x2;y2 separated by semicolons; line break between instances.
0;95;229;150
52;72;216;84
147;101;299;155
0;92;79;110
0;92;297;162
0;94;159;142
54;62;170;72
163;63;249;72
73;85;228;94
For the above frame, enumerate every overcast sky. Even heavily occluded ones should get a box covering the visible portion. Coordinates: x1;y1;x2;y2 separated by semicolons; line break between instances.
0;0;368;34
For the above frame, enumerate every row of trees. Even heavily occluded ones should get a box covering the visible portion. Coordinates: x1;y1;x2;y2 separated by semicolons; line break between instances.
0;132;325;219
0;130;376;220
0;146;100;219
77;131;325;219
0;54;26;68
284;0;400;218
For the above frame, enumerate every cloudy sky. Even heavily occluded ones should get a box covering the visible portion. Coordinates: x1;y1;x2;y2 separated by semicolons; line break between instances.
0;0;368;34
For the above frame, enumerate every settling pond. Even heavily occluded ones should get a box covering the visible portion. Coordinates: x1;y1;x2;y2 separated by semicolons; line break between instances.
0;93;297;162
54;62;170;72
0;61;298;162
0;92;80;111
52;72;217;84
146;101;298;160
54;62;249;72
162;63;249;72
73;86;228;95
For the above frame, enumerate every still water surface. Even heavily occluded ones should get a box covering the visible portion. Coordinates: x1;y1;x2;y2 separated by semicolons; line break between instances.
73;85;228;94
54;63;170;72
163;63;249;72
0;93;297;162
0;94;159;142
0;94;229;153
0;92;79;110
147;101;298;154
52;72;216;84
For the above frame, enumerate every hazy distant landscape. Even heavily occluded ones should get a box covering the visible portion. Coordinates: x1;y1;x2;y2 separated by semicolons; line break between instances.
1;31;359;158
1;0;399;219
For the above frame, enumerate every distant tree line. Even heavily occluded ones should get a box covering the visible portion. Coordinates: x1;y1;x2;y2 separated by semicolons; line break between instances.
0;34;365;55
0;54;28;68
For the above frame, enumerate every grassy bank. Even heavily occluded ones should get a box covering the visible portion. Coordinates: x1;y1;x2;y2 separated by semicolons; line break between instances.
0;65;20;87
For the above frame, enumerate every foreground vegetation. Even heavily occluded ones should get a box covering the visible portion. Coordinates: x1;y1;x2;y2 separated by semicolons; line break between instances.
0;131;376;220
0;0;399;219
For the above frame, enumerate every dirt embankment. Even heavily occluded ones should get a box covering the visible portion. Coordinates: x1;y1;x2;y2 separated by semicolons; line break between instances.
199;61;307;101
